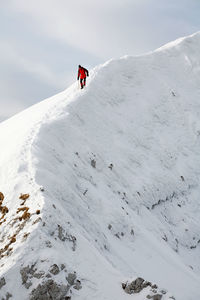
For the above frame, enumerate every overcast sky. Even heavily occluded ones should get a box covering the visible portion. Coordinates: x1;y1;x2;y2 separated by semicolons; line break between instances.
1;0;200;121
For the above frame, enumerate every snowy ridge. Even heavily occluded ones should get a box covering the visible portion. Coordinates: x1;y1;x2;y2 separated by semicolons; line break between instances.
155;31;200;52
1;32;200;299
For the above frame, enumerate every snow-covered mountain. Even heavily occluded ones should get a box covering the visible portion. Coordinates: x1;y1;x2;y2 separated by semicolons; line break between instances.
1;32;200;300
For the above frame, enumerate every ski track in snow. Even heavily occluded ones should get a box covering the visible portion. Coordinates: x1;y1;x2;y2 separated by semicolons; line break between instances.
1;32;200;299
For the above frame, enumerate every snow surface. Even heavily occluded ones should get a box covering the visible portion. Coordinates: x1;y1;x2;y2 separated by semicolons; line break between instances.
1;32;200;299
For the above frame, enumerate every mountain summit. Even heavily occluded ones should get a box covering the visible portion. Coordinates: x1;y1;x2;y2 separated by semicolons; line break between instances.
1;32;200;300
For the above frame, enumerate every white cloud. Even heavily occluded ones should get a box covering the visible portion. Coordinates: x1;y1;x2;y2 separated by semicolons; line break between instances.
0;41;66;89
7;0;200;61
3;1;161;58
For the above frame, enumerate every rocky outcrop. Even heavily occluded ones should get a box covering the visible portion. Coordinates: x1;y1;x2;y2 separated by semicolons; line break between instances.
0;277;6;289
122;277;175;299
122;277;155;294
19;262;82;299
30;279;69;300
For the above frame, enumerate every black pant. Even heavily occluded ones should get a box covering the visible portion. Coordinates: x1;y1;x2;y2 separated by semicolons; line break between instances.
80;78;86;88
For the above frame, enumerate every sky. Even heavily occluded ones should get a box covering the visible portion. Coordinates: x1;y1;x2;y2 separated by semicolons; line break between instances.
0;0;200;122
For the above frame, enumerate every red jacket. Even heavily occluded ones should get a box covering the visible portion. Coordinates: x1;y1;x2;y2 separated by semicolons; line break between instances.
78;66;89;79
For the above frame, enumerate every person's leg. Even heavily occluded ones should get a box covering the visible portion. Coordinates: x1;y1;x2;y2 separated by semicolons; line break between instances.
80;78;84;89
83;78;86;86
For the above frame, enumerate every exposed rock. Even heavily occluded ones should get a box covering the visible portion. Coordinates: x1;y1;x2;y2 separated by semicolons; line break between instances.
30;279;69;300
45;241;52;248
6;292;12;300
91;159;96;168
124;277;145;294
0;192;4;201
1;292;12;300
49;264;60;275
33;271;45;279
83;189;88;196
151;294;163;300
66;273;76;285
19;194;30;201
115;233;120;239
20;267;29;284
181;176;185;181
143;281;152;288
122;282;126;290
61;264;66;271
151;192;176;210
0;277;6;289
25;281;32;289
20;264;45;289
151;284;158;289
57;225;65;241
108;163;113;170
73;279;82;290
147;294;163;300
123;277;169;300
123;277;157;295
20;265;36;284
57;225;76;251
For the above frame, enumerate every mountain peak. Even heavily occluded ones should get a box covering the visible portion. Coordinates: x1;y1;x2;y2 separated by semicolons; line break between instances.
1;32;200;299
155;31;200;52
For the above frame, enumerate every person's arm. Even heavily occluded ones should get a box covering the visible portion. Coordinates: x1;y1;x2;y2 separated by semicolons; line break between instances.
77;68;80;80
85;68;89;77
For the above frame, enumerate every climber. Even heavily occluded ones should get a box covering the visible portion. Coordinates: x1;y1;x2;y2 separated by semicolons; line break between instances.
77;65;89;89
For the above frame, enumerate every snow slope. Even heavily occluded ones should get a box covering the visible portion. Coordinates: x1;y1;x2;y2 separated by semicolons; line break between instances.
1;32;200;300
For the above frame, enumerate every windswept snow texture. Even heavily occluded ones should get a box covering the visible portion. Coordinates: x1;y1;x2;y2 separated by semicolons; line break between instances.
1;32;200;300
